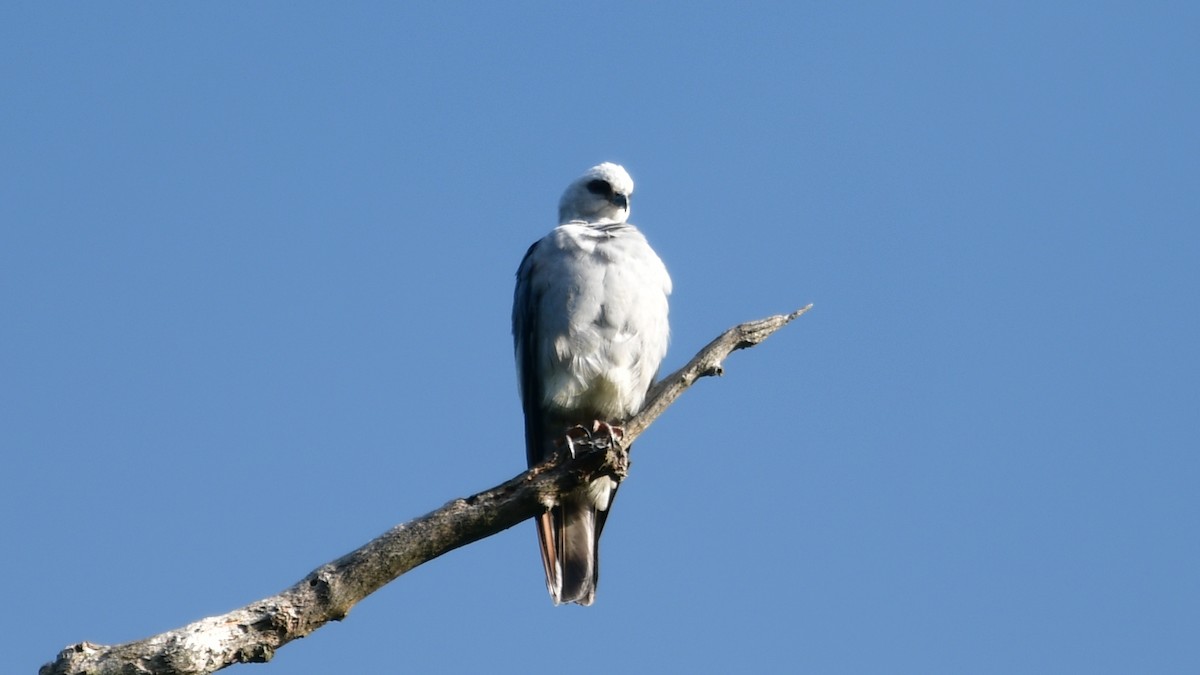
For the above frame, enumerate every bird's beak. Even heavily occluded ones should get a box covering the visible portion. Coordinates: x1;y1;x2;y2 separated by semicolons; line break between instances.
613;194;629;209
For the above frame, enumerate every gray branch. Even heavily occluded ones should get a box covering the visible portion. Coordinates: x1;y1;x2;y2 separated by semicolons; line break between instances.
40;306;811;675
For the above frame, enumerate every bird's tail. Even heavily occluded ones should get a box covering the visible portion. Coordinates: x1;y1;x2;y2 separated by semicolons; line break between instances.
537;494;600;606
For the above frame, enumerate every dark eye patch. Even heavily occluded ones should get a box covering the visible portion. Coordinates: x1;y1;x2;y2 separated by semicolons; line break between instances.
586;179;613;197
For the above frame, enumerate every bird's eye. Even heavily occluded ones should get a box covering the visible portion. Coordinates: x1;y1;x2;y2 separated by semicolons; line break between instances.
586;179;613;197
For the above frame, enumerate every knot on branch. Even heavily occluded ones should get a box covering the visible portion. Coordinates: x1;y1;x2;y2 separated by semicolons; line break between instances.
231;642;274;665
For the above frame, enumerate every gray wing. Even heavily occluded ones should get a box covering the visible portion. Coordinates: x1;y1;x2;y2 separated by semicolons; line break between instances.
513;238;548;469
514;237;573;602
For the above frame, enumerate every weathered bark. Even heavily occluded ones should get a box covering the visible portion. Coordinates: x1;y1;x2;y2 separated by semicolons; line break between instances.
40;306;811;675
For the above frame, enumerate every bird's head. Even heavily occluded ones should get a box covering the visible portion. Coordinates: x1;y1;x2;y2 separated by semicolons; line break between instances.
558;162;634;225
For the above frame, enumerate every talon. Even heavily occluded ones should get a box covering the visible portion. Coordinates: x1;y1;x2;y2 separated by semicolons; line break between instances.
591;420;625;448
558;425;595;459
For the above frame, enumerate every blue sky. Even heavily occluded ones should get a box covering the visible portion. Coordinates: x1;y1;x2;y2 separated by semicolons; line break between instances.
3;2;1197;673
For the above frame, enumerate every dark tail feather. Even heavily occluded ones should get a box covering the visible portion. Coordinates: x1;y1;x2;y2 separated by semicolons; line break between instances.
535;511;561;601
536;494;599;606
557;499;598;606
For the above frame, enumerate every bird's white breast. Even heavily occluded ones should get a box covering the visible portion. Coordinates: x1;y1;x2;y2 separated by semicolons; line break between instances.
530;223;671;420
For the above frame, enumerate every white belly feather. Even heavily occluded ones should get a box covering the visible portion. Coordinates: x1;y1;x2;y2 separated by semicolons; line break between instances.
533;222;671;421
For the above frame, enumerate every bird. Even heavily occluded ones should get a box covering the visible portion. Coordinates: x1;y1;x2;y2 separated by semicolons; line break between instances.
512;162;671;606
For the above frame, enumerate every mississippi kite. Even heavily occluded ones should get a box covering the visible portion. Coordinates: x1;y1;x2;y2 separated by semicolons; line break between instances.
513;162;671;606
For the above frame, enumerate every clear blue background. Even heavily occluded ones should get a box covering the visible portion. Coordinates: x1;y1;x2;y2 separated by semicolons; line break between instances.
4;2;1196;673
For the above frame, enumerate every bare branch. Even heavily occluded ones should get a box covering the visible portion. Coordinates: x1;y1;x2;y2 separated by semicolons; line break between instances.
626;305;812;441
40;307;811;675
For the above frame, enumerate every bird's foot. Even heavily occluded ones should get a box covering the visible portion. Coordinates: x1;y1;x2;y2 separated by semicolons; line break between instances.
560;425;592;459
558;420;624;459
590;419;624;447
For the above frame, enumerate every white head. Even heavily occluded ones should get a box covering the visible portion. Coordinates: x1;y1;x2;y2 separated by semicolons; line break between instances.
557;162;635;225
